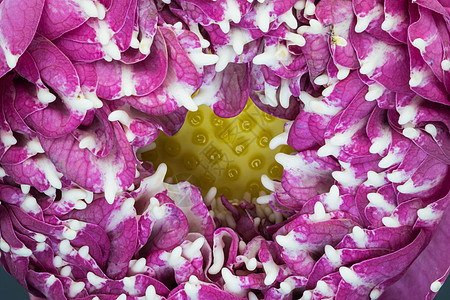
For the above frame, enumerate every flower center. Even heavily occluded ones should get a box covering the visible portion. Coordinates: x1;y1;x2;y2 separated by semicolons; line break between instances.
142;100;293;200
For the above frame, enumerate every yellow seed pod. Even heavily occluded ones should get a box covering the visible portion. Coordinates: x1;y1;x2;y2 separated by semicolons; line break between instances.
142;99;294;200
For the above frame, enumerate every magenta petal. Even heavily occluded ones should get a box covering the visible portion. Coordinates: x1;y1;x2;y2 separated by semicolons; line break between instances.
288;111;320;151
181;0;252;25
325;87;378;160
65;195;138;279
350;31;410;93
316;0;359;69
408;43;449;105
278;150;340;203
409;6;447;82
0;76;17;159
336;226;415;251
40;107;135;202
74;62;99;95
307;247;390;289
53;38;105;62
9;74;82;139
54;0;136;62
0;0;44;77
96;29;167;100
2;85;34;137
88;274;169;297
396;155;449;203
335;230;429;299
413;0;450;17
27;271;66;300
71;106;114;158
122;26;202;114
150;203;189;250
14;51;42;86
37;0;94;40
136;0;158;48
251;91;301;120
27;34;81;99
196;64;249;118
108;100;187;147
403;124;450;164
383;0;409;43
0;185;29;207
110;0;136;53
103;0;136;33
323;70;367;110
364;185;397;227
301;31;330;79
101;198;138;279
25;98;85;139
352;0;400;44
0;205;31;288
2;154;61;193
63;0;134;42
276;218;357;276
166;182;215;244
289;71;366;151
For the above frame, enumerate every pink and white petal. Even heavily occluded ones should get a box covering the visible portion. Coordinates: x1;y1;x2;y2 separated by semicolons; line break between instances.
396;155;449;203
350;31;410;93
301;30;331;80
39;107;135;203
25;101;86;139
196;63;249;118
165;182;215;243
307;247;390;289
408;41;449;105
0;0;45;77
146;202;189;251
27;35;81;99
110;0;137;53
96;29;167;100
383;0;409;43
122;27;202;113
26;271;66;300
365;185;397;227
413;0;450;17
65;195;138;280
71;108;114;158
352;0;400;44
366;106;391;157
2;154;62;193
276;218;357;276
278;150;340;202
37;0;101;40
316;0;359;69
409;6;447;82
335;230;429;299
288;111;321;151
53;38;105;62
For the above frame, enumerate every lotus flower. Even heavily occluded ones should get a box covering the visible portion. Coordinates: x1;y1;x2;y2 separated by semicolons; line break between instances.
0;0;449;299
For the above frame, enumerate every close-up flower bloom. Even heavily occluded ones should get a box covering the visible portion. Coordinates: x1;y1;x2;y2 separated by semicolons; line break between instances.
0;0;449;299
